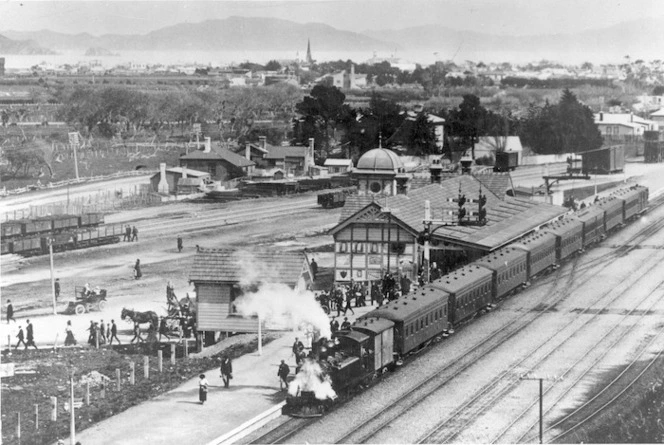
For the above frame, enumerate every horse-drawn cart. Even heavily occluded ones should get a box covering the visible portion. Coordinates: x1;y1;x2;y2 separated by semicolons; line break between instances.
66;286;108;315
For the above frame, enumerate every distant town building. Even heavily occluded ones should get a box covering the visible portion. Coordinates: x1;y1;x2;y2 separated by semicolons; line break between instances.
243;136;315;176
595;112;658;136
180;140;255;182
316;64;367;89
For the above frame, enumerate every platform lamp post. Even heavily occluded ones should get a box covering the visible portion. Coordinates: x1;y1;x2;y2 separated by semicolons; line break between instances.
257;314;262;356
48;238;57;315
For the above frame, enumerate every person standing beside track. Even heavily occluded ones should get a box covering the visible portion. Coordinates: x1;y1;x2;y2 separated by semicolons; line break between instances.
6;299;15;324
134;259;142;280
199;374;209;404
177;236;183;253
278;359;290;391
64;320;77;346
220;355;233;388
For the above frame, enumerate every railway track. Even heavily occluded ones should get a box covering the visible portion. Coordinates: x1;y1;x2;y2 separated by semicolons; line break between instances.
491;280;664;444
260;203;659;444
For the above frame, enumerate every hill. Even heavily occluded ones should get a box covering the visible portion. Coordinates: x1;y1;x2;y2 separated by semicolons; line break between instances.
364;16;664;62
0;33;56;55
3;17;397;53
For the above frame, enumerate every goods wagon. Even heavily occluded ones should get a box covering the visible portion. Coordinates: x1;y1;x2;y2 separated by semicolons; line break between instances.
1;221;24;239
581;146;625;174
493;151;519;172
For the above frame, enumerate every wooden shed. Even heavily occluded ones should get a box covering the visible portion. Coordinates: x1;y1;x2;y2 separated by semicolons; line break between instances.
190;248;314;334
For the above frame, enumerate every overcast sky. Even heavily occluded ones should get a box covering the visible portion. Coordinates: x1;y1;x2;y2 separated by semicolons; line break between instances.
2;0;664;36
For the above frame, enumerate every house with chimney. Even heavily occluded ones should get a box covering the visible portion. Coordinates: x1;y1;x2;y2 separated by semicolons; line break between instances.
180;138;255;182
594;112;658;137
150;164;211;195
242;136;315;176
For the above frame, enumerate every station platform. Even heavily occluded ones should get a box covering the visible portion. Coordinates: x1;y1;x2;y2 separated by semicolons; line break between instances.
73;304;378;445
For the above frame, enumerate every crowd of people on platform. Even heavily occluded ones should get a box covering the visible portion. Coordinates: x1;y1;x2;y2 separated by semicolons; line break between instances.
315;272;414;318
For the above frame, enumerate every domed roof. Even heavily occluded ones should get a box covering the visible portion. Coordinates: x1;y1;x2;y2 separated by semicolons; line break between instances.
356;148;404;171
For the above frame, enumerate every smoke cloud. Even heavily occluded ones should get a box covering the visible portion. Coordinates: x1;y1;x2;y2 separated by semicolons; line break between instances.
288;358;337;400
235;282;331;338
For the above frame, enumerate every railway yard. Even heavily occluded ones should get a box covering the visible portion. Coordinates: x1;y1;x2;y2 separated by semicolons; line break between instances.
3;160;664;444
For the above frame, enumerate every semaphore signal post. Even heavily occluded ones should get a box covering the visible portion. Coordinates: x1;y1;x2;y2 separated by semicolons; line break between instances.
421;186;488;282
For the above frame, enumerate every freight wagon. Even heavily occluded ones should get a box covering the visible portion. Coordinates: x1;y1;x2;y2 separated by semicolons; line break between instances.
581;146;625;174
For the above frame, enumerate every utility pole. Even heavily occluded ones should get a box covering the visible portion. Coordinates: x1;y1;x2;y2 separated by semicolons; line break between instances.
257;314;262;356
68;132;80;182
48;238;56;315
69;374;76;445
521;374;562;444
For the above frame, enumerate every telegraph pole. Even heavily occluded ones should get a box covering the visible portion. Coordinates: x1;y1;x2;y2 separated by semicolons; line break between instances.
521;373;563;444
68;132;80;182
48;238;56;315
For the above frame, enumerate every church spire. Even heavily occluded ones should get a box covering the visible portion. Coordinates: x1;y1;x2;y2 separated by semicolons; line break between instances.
306;38;313;65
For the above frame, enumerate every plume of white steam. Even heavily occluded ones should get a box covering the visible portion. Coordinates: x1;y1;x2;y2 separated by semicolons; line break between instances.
288;358;337;400
235;282;331;338
232;250;331;338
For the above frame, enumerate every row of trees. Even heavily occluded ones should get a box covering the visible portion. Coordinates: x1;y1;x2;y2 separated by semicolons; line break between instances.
293;85;602;162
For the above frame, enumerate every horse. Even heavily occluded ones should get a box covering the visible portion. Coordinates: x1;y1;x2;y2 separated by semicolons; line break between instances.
121;308;159;329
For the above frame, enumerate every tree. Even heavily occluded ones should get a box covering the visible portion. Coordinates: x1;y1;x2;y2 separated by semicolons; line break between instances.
446;94;488;158
295;85;348;157
520;89;602;154
408;113;437;155
264;60;282;71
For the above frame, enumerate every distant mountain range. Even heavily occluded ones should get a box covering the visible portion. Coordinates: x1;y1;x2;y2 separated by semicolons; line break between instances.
0;33;57;55
3;15;664;62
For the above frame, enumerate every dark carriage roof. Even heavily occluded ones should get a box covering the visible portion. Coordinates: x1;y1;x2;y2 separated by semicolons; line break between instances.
430;264;493;294
511;230;557;253
544;215;583;236
596;195;623;212
336;175;566;251
190;248;309;286
352;317;395;335
576;205;605;222
472;246;528;271
362;290;448;323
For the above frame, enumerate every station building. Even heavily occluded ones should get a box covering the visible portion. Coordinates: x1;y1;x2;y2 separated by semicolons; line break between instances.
330;148;568;283
190;248;314;335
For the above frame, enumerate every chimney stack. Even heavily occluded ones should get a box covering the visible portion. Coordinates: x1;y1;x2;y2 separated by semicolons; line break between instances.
204;137;211;153
599;112;603;121
157;162;169;195
245;143;251;160
259;136;267;150
630;112;634;123
182;165;187;179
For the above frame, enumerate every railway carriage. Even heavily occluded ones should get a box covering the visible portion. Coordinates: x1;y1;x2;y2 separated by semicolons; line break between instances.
577;206;606;247
545;216;584;263
472;247;529;300
613;186;649;221
511;231;557;278
596;196;624;232
1;241;12;255
362;290;449;357
430;265;493;325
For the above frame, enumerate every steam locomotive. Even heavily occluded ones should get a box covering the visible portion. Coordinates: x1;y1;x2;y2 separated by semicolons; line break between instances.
284;185;649;417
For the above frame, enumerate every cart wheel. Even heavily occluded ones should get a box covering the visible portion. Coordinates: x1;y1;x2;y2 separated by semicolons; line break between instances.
98;300;107;311
75;304;86;315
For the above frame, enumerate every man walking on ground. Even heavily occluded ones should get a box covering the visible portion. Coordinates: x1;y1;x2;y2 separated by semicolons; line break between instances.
124;225;131;242
278;359;290;391
26;319;38;349
15;326;26;349
6;299;15;324
54;278;60;300
108;320;121;345
99;319;107;344
220;355;233;388
131;226;138;242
